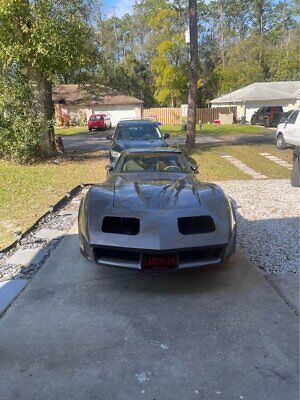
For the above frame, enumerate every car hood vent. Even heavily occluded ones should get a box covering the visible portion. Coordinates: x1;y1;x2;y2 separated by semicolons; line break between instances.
178;216;215;235
102;216;140;235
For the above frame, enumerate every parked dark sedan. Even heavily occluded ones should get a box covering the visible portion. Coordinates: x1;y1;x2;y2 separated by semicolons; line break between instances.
107;119;169;162
78;148;236;271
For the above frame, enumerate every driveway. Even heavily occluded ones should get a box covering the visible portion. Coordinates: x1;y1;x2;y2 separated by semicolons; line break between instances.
0;226;298;400
62;132;111;153
61;130;276;154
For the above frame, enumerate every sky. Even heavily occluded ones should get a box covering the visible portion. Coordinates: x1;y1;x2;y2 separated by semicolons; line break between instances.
102;0;299;20
103;0;135;18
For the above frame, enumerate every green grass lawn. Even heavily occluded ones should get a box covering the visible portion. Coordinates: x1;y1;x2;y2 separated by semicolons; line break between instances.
190;147;250;181
191;143;292;181
55;126;89;136
0;157;107;249
224;144;292;179
161;124;267;136
0;141;292;249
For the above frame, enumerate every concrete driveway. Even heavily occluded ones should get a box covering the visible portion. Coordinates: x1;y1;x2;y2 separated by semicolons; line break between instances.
0;226;298;400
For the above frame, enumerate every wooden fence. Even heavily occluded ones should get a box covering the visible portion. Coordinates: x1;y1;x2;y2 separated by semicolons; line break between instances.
143;108;182;125
143;106;237;125
196;107;237;124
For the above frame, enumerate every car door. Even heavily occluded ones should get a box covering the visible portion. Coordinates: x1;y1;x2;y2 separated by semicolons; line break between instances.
284;111;299;145
292;111;300;145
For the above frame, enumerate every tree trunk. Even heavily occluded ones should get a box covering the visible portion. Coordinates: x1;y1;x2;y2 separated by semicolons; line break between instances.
185;0;198;150
38;73;55;157
220;0;225;69
44;79;56;152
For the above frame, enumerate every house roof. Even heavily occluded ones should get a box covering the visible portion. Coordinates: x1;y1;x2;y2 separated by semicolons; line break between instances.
53;84;143;106
210;81;300;104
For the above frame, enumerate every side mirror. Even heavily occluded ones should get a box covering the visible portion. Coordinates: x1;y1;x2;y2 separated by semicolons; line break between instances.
191;164;199;174
105;164;113;172
164;133;170;139
106;134;113;140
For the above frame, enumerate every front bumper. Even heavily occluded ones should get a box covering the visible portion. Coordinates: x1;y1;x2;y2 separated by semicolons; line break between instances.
80;227;236;270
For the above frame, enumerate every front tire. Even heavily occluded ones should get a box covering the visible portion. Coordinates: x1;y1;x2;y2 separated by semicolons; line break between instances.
276;133;286;150
251;117;256;125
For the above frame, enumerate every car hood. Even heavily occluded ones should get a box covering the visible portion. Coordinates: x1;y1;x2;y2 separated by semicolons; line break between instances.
112;173;205;211
113;139;166;151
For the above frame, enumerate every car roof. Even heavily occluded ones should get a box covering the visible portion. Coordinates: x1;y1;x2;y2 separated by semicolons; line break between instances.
121;147;182;155
117;119;157;127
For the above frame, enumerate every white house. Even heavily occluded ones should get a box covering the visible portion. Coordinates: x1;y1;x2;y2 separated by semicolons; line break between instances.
209;81;300;123
53;84;143;127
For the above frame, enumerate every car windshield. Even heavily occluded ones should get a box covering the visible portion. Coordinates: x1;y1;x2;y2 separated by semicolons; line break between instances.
115;153;190;173
115;125;162;141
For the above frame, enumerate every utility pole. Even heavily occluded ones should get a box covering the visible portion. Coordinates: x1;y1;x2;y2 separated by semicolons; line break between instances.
185;0;198;150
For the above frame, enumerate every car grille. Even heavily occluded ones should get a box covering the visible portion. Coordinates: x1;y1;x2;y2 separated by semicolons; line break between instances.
94;247;140;261
93;245;225;269
102;216;140;235
178;216;215;235
179;246;224;263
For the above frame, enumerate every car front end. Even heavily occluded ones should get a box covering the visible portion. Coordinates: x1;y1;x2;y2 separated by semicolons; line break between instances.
79;176;236;271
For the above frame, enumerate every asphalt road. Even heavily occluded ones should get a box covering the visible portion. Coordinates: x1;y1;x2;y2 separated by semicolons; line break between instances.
61;130;276;154
0;226;298;400
62;132;111;153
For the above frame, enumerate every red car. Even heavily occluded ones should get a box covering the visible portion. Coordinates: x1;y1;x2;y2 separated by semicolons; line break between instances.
88;114;111;131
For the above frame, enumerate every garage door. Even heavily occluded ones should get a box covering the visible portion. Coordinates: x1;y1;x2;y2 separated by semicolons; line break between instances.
92;105;137;127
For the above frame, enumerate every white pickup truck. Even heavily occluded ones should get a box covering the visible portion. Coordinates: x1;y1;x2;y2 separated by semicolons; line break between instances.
276;110;300;149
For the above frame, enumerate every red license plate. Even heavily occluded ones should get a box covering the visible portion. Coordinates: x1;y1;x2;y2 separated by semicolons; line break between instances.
142;253;177;268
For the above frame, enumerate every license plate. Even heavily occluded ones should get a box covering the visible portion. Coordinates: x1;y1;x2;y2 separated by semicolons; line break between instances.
142;253;177;269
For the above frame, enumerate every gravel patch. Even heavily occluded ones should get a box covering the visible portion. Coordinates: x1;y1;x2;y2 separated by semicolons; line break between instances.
1;180;298;278
218;179;300;274
0;188;88;282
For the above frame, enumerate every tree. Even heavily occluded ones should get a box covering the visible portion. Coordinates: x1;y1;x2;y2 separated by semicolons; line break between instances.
0;0;95;160
149;4;189;106
186;0;198;150
151;37;189;106
268;28;300;80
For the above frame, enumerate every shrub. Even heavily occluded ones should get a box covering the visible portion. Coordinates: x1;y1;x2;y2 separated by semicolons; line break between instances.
78;110;87;126
0;65;44;163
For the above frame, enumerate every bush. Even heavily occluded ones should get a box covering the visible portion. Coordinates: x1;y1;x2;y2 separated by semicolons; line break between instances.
0;66;44;163
78;110;87;126
0;115;44;163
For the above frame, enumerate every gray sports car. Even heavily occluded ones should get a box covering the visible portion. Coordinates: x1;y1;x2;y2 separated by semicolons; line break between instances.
78;148;236;270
